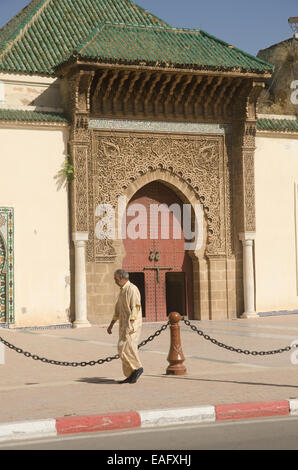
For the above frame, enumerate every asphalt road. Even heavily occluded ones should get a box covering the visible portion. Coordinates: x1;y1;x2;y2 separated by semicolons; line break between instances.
1;416;298;451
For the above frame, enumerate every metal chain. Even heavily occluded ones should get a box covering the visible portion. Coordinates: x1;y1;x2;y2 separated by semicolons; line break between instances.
0;322;169;367
182;318;295;355
138;322;169;349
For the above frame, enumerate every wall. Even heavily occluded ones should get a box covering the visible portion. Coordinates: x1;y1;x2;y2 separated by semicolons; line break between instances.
257;38;298;116
0;125;71;326
0;73;62;111
255;133;298;312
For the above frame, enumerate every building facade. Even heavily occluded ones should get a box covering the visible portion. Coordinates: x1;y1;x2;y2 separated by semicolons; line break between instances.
0;0;297;327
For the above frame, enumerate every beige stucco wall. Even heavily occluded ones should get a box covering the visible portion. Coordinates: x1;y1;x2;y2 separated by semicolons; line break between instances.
0;73;62;110
255;133;298;312
0;125;71;326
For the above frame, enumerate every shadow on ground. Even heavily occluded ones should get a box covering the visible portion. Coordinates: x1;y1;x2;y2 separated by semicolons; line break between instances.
147;374;298;389
76;377;118;385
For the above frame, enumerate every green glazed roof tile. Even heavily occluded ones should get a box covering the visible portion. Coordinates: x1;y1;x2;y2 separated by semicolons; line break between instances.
257;118;298;133
0;0;169;74
0;108;69;123
73;22;272;73
0;0;272;75
0;0;47;54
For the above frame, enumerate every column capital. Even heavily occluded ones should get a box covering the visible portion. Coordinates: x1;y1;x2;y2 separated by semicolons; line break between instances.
239;232;256;242
72;232;89;243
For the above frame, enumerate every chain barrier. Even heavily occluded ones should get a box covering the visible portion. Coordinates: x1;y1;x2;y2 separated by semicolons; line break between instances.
0;322;169;367
182;317;296;355
2;315;295;366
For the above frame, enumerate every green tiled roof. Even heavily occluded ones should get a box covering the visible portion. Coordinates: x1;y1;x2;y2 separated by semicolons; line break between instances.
0;0;45;52
0;0;272;76
73;22;272;73
257;118;298;133
0;108;69;123
0;0;168;75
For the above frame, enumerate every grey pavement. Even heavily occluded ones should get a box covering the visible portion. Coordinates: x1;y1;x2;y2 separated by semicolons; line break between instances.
2;417;298;450
1;315;298;424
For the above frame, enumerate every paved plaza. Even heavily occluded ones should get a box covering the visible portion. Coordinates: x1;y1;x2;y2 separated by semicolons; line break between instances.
1;315;298;424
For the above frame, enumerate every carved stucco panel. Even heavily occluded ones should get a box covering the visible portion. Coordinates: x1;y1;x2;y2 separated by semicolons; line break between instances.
72;145;89;232
243;150;256;232
87;132;228;261
224;135;234;256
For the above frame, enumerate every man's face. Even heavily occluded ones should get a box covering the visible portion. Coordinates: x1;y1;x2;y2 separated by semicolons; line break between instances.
114;273;124;287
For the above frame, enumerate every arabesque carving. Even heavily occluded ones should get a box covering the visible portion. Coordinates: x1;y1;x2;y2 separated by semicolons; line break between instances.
72;145;89;232
88;131;227;261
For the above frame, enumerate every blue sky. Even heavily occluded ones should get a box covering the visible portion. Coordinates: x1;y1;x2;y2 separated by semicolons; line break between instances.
0;0;296;55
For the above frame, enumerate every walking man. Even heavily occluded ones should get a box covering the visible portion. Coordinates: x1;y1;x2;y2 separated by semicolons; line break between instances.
107;269;143;384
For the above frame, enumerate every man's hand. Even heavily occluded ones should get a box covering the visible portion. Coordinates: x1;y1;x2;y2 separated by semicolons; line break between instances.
129;319;135;333
107;320;116;335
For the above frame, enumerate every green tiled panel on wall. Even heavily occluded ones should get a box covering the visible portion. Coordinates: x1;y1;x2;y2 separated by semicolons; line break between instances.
0;208;14;324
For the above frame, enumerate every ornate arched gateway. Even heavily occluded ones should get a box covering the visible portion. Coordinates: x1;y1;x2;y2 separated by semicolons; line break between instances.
57;26;271;325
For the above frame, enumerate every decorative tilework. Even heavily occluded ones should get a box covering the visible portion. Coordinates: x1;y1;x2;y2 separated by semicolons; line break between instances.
257;118;298;133
0;109;69;124
0;208;14;324
89;118;232;135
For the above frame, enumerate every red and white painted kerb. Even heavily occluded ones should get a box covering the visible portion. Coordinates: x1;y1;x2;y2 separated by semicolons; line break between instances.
1;400;298;442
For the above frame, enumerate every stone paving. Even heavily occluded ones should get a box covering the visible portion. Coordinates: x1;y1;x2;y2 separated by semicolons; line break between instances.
1;315;298;423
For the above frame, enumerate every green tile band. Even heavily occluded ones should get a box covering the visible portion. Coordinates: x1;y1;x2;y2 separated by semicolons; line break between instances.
257;118;298;133
0;109;68;123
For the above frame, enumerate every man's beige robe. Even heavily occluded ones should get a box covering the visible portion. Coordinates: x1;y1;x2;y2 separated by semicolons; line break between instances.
113;281;143;377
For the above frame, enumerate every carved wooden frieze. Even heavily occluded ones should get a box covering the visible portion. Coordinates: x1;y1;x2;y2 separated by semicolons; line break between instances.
90;70;246;122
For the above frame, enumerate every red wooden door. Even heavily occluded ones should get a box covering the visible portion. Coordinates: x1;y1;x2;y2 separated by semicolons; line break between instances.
123;182;193;322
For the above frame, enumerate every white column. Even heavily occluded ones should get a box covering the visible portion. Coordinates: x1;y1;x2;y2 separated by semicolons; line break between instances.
239;232;258;319
72;232;91;328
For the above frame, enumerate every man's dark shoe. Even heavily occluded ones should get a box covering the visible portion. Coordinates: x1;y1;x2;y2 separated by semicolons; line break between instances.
118;373;134;384
129;368;144;384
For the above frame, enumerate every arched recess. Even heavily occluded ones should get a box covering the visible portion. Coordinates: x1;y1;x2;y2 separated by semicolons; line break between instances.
120;168;214;251
117;169;209;320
